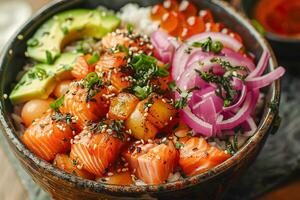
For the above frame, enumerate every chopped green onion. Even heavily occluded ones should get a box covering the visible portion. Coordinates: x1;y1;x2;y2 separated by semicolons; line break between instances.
50;95;65;110
45;50;54;64
87;52;100;65
127;23;134;34
27;38;39;47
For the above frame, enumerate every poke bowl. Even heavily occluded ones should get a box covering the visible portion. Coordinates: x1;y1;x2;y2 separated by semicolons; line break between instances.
0;0;284;199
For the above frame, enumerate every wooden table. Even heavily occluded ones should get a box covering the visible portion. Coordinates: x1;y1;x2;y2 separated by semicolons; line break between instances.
0;0;299;199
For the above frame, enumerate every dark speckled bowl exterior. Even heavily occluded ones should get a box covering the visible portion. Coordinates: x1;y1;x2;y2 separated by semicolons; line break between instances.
0;0;281;199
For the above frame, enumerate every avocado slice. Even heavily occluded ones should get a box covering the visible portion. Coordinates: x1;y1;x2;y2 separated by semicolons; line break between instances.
27;9;120;63
10;52;81;104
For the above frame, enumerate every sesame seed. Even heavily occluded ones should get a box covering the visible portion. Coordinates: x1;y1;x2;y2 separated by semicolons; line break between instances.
163;0;171;9
152;5;159;14
3;94;8;99
141;139;145;144
221;28;229;34
181;28;188;37
8;49;13;55
205;23;212;32
199;10;208;17
74;135;80;140
93;144;97;150
179;0;189;11
187;16;196;26
107;172;114;176
117;168;121;173
162;13;169;22
124;162;129;167
135;140;141;145
17;35;24;40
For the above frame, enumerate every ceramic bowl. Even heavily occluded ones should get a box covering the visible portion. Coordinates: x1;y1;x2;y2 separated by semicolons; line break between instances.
233;0;300;69
0;0;281;199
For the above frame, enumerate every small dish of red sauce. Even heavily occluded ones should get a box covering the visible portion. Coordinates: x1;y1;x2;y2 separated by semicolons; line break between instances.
254;0;300;38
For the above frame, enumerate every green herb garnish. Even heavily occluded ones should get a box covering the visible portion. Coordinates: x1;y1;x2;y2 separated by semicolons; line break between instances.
175;142;184;149
87;52;100;65
45;50;54;64
129;54;170;99
27;38;39;47
118;44;129;54
196;69;236;107
127;23;134;34
174;87;197;109
210;57;249;73
133;85;153;100
192;37;224;54
61;26;69;35
50;95;65;110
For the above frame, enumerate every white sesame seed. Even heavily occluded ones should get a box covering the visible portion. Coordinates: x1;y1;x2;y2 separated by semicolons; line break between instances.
199;10;208;17
187;16;196;26
179;0;189;11
221;28;229;34
181;28;188;37
17;35;24;40
163;0;171;9
3;94;8;99
107;172;114;176
162;13;169;22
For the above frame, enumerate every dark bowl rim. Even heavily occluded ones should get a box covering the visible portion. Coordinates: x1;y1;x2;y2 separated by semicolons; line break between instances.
0;0;281;194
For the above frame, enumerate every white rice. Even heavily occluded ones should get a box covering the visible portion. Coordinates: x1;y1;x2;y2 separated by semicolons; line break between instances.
117;4;159;35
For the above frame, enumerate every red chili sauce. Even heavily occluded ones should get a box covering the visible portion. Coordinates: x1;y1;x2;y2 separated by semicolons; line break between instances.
254;0;300;37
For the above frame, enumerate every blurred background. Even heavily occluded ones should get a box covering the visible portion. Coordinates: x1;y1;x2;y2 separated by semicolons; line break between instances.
0;0;300;200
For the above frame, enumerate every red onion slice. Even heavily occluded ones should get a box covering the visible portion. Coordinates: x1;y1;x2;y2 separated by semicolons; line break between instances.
246;67;285;90
151;29;176;63
218;90;259;130
223;85;248;112
247;51;270;79
222;48;255;71
172;32;243;81
180;107;214;137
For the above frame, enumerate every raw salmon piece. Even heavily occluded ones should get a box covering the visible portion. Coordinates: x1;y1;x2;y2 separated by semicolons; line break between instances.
95;53;131;93
70;130;124;176
179;137;231;176
101;33;128;50
108;93;139;120
60;82;109;129
21;111;73;161
53;154;95;180
123;141;179;184
71;54;95;80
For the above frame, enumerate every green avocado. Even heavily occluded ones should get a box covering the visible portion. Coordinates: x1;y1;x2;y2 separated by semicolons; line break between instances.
10;52;82;104
26;9;120;63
